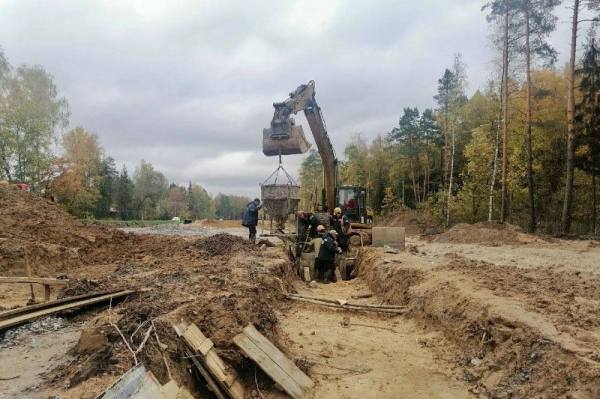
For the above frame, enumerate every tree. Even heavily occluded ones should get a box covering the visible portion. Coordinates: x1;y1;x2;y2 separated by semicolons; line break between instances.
0;59;69;191
434;69;455;188
167;184;188;218
561;0;600;233
298;149;324;210
49;127;102;217
187;183;213;219
95;156;118;218
390;107;421;205
114;166;134;220
484;0;522;223
214;194;249;220
133;160;168;219
575;32;600;233
517;0;560;232
340;134;369;188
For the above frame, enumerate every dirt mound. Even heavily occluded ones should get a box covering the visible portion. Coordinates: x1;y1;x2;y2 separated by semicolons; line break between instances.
382;209;442;236
0;185;296;397
431;222;540;246
192;233;256;256
0;185;133;275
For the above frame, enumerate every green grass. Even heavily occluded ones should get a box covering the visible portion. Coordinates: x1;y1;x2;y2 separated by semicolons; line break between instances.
80;219;181;227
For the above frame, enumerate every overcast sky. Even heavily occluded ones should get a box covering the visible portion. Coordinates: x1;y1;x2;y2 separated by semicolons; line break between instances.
0;0;580;197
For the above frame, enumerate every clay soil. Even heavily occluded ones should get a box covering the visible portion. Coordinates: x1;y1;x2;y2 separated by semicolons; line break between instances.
2;186;600;399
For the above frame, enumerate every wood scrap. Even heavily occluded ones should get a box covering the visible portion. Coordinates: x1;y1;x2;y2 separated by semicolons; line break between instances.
0;276;69;286
233;324;313;399
0;289;122;320
0;289;135;331
351;293;373;299
287;293;406;310
286;295;406;314
173;320;245;399
185;349;226;399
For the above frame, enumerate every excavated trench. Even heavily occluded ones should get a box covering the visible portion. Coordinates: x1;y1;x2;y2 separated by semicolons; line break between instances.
355;247;600;399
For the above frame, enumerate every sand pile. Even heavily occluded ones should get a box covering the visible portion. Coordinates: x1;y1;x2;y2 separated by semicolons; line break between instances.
431;222;534;246
0;185;132;275
382;209;442;236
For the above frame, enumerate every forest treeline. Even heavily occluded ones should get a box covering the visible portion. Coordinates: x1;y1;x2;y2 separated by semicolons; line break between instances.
300;0;600;235
0;48;249;220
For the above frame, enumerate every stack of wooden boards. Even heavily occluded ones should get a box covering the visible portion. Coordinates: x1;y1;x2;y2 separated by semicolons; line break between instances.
173;320;313;399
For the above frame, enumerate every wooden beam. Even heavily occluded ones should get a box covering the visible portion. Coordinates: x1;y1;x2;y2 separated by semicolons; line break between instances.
173;320;245;399
0;290;135;331
287;293;406;310
0;290;119;320
0;276;69;286
286;295;406;314
185;349;226;399
234;324;313;399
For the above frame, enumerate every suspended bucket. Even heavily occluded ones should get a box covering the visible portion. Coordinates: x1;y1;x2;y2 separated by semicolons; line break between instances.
260;160;301;232
263;125;311;156
261;184;301;220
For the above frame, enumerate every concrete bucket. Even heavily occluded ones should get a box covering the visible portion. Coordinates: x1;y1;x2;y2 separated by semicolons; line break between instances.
261;184;301;221
260;160;300;232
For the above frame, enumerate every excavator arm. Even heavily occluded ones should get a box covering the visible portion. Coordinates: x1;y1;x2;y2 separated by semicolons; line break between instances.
265;81;338;212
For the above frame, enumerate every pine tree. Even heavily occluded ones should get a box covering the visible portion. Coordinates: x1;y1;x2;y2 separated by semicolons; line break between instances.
575;33;600;233
517;0;560;232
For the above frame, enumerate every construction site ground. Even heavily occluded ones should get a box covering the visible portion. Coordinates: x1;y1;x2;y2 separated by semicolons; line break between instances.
1;186;600;398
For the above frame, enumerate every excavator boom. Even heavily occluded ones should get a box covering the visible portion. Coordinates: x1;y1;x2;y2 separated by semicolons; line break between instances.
263;81;337;212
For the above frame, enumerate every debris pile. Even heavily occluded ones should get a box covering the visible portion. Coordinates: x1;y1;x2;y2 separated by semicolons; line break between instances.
0;186;296;397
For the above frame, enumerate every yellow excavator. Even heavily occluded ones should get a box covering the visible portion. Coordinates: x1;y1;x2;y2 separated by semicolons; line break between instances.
263;80;372;227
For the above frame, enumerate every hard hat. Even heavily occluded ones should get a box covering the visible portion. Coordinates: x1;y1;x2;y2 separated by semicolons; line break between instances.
334;207;342;215
329;230;338;238
316;225;325;232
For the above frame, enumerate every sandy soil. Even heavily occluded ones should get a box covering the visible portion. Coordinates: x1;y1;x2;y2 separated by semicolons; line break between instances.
3;186;600;398
279;279;474;399
408;236;600;274
0;318;81;399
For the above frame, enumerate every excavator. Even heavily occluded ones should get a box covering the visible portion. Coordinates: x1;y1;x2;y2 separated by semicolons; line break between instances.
262;80;372;227
262;81;373;280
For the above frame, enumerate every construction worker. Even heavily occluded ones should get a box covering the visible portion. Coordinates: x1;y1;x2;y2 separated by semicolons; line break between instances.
306;213;322;239
331;207;351;252
242;198;262;243
314;229;341;283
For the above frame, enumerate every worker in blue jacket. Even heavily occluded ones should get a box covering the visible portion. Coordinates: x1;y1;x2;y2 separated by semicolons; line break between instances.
314;230;341;283
242;198;262;243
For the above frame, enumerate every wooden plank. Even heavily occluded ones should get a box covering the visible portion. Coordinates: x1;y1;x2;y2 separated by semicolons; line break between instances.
186;349;227;399
234;324;313;399
0;290;134;331
174;321;245;399
0;289;118;320
0;276;69;286
286;296;406;314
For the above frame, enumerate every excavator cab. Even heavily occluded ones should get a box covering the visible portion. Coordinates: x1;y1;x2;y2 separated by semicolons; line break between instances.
337;185;370;225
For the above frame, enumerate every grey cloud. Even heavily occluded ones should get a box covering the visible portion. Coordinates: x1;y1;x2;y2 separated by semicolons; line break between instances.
0;0;576;197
